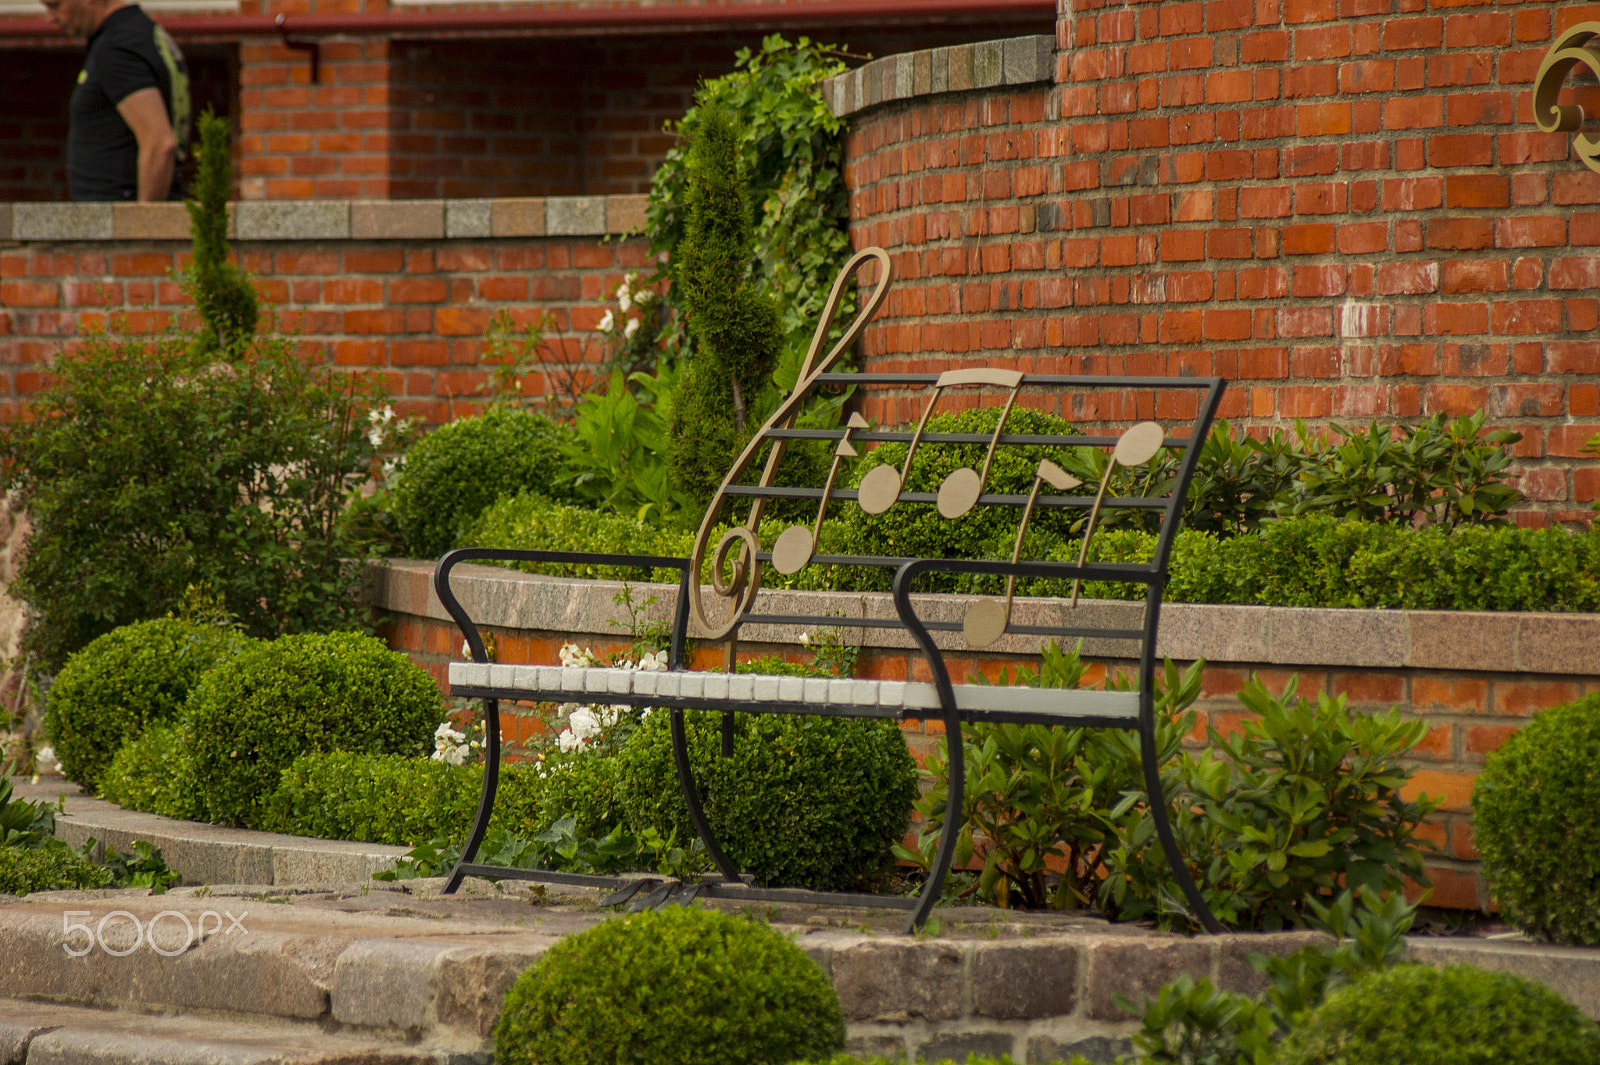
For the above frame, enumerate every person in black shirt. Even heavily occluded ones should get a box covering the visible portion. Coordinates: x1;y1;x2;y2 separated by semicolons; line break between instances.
42;0;190;201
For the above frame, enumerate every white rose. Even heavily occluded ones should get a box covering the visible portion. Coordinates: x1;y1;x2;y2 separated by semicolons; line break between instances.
568;707;602;741
597;310;615;333
624;317;640;340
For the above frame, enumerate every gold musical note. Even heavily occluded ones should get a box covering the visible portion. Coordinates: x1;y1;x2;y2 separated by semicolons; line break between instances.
688;247;894;641
963;459;1081;649
857;367;1028;517
1069;421;1166;607
772;413;869;575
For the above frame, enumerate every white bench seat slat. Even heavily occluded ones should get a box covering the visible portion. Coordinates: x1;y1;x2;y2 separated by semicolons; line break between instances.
448;663;1141;723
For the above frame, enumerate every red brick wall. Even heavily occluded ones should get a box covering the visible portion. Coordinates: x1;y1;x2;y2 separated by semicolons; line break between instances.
0;233;651;425
846;0;1600;525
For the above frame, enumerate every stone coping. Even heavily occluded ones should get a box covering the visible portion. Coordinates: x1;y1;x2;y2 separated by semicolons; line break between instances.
823;34;1055;118
0;194;647;243
374;559;1600;677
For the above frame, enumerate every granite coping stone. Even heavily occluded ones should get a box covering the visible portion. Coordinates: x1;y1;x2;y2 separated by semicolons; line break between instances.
4;195;647;242
370;560;1600;678
824;35;1054;118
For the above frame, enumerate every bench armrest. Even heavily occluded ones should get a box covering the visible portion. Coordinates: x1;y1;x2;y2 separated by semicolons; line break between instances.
433;547;695;669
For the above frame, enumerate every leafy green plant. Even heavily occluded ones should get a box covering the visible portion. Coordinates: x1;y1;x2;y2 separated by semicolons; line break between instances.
186;632;443;827
1283;413;1521;527
0;774;56;849
0;331;399;672
43;617;253;793
896;642;1157;910
387;405;576;559
1272;962;1600;1065
494;906;844;1065
1185;422;1299;536
0;843;113;896
1102;676;1440;931
98;723;204;821
1472;692;1600;945
183;108;257;354
559;369;696;521
1584;433;1600;513
100;840;181;893
615;683;918;891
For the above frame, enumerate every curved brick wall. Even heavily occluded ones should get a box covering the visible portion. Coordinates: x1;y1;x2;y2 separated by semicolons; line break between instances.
840;1;1600;525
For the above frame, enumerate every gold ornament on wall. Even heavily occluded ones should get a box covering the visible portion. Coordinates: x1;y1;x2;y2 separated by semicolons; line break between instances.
1533;22;1600;173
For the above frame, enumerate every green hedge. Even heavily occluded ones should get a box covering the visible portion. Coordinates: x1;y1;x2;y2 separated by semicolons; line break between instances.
0;845;114;896
98;723;204;822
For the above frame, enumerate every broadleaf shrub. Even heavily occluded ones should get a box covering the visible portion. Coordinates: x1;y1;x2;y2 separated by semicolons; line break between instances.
186;632;443;827
1272;963;1600;1065
494;906;844;1065
0;332;397;671
43;618;254;793
388;406;576;559
1472;693;1600;945
98;723;204;822
616;696;917;891
0;845;114;896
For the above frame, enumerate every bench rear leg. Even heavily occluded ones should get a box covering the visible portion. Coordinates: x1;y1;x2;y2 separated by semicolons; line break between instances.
905;705;965;933
444;697;502;894
1139;717;1224;933
670;707;745;884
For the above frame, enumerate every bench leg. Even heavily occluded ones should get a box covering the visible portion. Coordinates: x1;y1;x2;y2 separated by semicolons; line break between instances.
905;705;965;933
1139;717;1224;934
669;708;745;884
443;697;502;894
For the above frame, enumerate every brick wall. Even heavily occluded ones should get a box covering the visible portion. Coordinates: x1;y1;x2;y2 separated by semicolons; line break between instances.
841;0;1600;525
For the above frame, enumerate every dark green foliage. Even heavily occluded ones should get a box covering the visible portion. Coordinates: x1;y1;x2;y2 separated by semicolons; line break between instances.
1272;963;1600;1065
615;701;917;890
668;103;784;503
0;332;395;672
186;632;443;827
1103;675;1439;931
1185;421;1298;535
464;494;694;581
43;618;254;793
1473;693;1600;945
388;406;576;559
184;109;257;354
98;723;204;821
493;905;844;1065
0;844;113;896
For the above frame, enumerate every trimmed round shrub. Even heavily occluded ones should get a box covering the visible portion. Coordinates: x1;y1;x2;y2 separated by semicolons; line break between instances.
186;632;444;827
494;905;844;1065
44;618;255;793
1472;692;1600;945
99;723;204;821
464;494;694;583
1272;963;1600;1065
389;407;576;559
0;845;114;896
615;705;917;891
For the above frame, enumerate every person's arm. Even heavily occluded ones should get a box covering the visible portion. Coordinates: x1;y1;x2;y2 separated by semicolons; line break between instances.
116;86;177;201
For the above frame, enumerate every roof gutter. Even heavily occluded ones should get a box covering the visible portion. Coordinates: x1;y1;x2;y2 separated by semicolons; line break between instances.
0;0;1055;42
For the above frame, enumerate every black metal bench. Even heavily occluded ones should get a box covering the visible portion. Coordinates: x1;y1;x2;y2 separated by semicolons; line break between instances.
436;247;1227;933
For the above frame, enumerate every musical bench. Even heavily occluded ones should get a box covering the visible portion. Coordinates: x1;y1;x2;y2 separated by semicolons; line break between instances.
436;247;1227;932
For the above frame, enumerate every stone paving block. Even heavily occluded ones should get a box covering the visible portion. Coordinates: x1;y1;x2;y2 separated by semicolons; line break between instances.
845;1033;907;1060
434;946;547;1037
1028;1034;1132;1065
445;199;491;239
25;1029;291;1065
971;941;1080;1018
112;203;191;240
331;938;455;1031
0;1022;54;1065
916;1032;1015;1062
546;196;606;236
831;940;964;1021
490;197;546;237
234;202;348;241
272;843;404;885
352;200;444;240
1215;930;1330;996
1084;936;1214;1021
14;203;113;241
607;194;648;234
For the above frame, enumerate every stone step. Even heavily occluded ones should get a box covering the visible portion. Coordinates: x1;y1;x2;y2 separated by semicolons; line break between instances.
0;999;487;1065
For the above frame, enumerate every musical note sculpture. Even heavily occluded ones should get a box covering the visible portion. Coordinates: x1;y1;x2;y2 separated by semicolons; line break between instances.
1068;421;1166;607
962;458;1082;648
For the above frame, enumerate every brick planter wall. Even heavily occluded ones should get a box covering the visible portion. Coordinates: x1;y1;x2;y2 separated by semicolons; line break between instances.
370;558;1600;913
834;4;1600;525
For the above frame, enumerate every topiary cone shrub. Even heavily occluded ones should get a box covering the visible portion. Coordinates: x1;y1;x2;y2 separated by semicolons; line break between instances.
494;905;844;1065
43;618;255;793
1471;692;1600;945
186;632;443;827
1271;963;1600;1065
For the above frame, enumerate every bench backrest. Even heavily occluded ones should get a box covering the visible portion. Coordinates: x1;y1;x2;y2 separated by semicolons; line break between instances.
688;247;1226;677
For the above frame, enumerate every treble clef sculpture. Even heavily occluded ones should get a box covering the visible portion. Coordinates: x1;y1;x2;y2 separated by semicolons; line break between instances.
687;246;895;641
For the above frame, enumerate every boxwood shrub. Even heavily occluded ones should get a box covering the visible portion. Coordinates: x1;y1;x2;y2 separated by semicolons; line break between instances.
0;845;114;896
98;723;204;822
388;406;576;559
615;699;918;891
494;906;844;1065
465;493;694;582
1272;963;1600;1064
44;618;255;793
186;632;443;827
1472;693;1600;945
